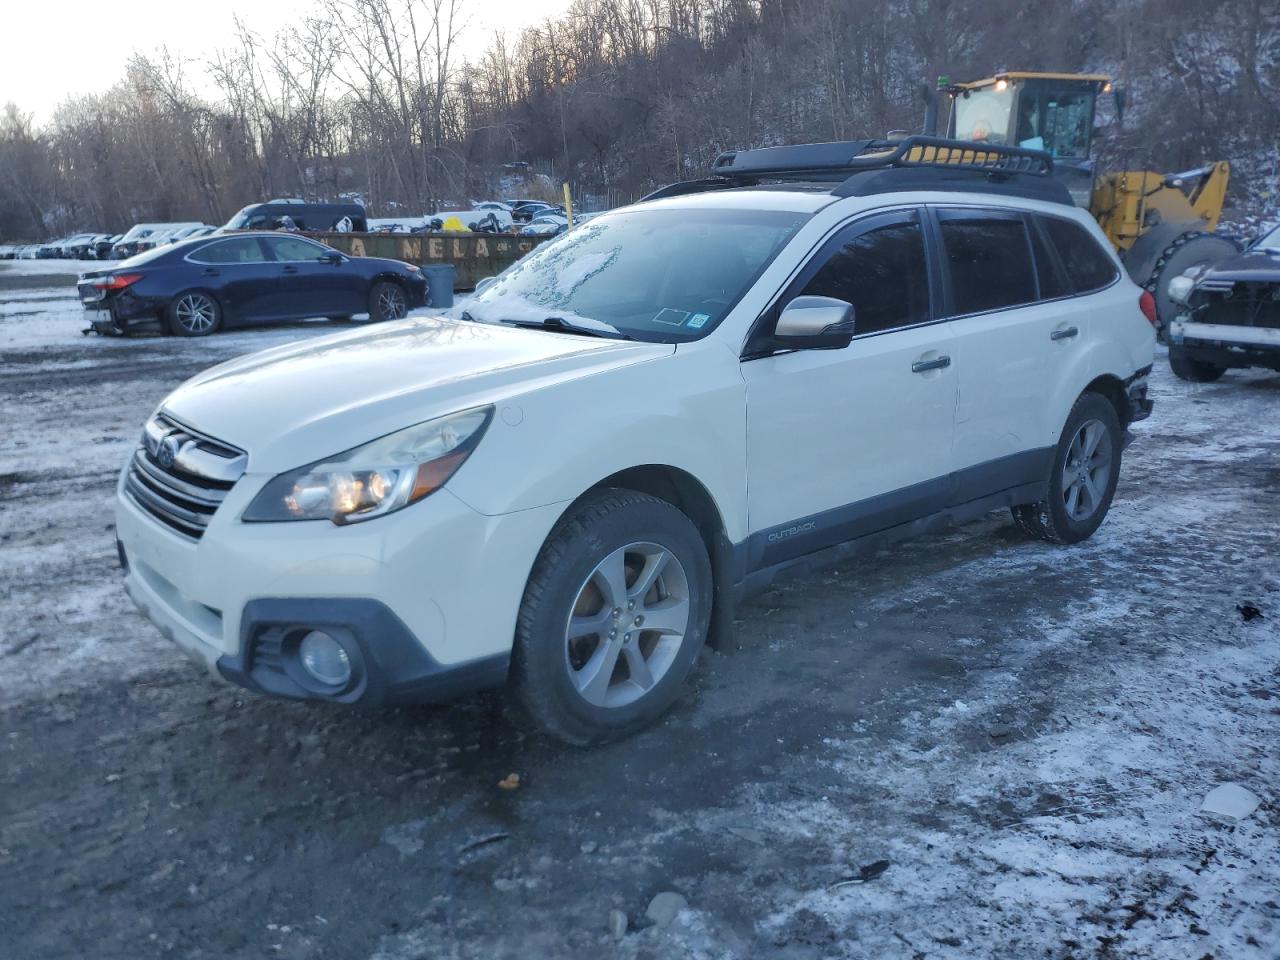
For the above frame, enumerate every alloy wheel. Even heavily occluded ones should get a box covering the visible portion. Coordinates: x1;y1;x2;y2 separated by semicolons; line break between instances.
175;294;216;333
1061;418;1113;522
564;541;691;708
377;286;407;320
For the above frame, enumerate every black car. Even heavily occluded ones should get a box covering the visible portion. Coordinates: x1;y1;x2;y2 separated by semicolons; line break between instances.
1167;223;1280;380
222;201;368;233
510;201;555;223
78;232;427;337
92;234;122;259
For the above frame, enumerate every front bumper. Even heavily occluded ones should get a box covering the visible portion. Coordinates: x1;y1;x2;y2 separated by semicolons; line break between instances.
1169;319;1280;370
115;467;564;706
218;598;510;705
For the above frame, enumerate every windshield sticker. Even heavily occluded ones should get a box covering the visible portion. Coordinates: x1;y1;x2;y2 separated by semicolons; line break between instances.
687;313;711;329
652;308;690;326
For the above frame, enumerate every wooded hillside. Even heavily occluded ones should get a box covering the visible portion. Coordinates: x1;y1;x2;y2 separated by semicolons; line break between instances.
2;0;1276;237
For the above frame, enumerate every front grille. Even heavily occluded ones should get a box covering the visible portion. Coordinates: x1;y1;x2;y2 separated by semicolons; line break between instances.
124;414;247;540
1199;281;1280;331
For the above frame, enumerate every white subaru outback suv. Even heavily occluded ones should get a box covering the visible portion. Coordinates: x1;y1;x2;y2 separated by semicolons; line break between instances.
116;138;1156;743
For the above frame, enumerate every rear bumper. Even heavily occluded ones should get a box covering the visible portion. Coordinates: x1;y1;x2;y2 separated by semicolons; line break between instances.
1124;365;1153;423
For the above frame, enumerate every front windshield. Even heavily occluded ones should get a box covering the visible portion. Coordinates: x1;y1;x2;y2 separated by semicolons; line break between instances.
953;86;1013;143
464;206;807;341
1255;224;1280;250
225;206;254;230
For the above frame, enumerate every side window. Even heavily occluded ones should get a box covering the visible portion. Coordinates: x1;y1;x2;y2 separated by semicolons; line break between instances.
938;213;1036;314
190;238;267;264
1029;219;1070;300
266;236;326;261
794;217;930;335
1040;216;1118;293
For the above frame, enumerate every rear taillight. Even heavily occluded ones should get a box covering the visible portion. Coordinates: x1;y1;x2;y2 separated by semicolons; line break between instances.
1138;290;1158;327
93;273;142;291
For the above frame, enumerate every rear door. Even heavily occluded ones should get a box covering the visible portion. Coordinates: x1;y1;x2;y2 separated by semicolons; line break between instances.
261;235;365;319
186;237;278;322
933;206;1090;483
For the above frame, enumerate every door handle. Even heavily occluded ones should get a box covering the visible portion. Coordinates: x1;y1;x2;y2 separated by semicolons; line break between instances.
282;266;298;274
911;355;951;373
1050;326;1079;341
202;268;220;277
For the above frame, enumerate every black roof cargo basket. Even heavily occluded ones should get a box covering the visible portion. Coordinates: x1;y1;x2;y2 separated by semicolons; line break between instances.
641;136;1072;207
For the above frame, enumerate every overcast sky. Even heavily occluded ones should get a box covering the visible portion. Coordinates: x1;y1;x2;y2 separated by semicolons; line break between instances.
4;0;572;122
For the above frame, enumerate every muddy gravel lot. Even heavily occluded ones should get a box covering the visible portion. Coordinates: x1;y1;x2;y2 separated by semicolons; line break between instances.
1;262;1278;959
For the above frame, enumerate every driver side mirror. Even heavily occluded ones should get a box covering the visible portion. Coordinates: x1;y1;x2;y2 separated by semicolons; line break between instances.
769;296;856;351
324;251;344;264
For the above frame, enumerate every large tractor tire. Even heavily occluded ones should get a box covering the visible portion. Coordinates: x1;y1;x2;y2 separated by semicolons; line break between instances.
1123;228;1240;339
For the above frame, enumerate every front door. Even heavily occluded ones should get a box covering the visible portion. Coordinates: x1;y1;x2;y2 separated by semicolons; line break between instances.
261;235;364;319
742;209;959;571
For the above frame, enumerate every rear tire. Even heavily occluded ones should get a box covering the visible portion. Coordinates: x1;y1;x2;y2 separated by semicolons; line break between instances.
1169;345;1225;382
368;281;408;321
512;489;712;745
165;291;222;337
1011;392;1122;545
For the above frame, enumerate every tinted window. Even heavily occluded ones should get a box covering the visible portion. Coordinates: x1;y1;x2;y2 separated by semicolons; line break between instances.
939;214;1036;314
796;218;929;335
266;236;328;261
1029;220;1069;299
190;238;267;264
1040;216;1117;293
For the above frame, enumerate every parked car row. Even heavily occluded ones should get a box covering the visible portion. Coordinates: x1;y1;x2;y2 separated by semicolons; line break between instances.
1;197;600;262
0;224;219;261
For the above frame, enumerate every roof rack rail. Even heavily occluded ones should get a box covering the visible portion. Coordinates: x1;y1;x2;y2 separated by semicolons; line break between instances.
641;135;1073;207
713;135;1054;179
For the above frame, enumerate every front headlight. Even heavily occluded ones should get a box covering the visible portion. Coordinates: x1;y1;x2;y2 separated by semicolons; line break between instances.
242;407;492;524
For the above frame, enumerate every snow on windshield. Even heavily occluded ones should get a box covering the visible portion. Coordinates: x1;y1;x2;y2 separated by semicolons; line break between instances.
464;207;806;342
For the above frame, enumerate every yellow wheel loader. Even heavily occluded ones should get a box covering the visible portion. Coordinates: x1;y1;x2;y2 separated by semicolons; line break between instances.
924;72;1238;331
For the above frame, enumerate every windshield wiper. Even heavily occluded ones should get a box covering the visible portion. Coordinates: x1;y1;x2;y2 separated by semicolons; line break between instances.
501;316;633;340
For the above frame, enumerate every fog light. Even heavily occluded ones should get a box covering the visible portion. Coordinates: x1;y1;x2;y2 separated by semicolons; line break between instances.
299;630;352;687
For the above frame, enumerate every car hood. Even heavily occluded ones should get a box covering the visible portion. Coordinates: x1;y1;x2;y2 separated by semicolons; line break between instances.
1198;249;1280;285
160;316;672;473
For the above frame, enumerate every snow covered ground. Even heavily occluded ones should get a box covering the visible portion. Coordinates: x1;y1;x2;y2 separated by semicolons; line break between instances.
1;263;1277;959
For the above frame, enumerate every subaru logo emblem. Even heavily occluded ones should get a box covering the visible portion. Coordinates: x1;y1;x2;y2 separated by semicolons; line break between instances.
157;435;180;469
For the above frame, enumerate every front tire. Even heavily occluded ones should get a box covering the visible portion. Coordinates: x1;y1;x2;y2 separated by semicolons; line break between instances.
512;489;712;745
368;281;408;321
165;291;222;337
1169;345;1225;382
1011;392;1122;545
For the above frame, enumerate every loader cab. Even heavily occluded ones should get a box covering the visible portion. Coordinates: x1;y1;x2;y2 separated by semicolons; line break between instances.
941;73;1111;208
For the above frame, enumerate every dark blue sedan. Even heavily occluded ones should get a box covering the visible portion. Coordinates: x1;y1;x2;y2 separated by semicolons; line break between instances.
78;232;427;336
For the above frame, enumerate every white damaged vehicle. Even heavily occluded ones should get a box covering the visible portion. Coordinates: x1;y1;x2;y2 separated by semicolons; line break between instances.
116;137;1155;743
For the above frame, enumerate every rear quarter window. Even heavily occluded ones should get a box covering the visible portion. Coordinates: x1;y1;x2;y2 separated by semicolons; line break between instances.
1039;216;1118;293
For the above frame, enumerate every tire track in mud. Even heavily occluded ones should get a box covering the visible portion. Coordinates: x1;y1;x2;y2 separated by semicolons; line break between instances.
0;348;216;395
